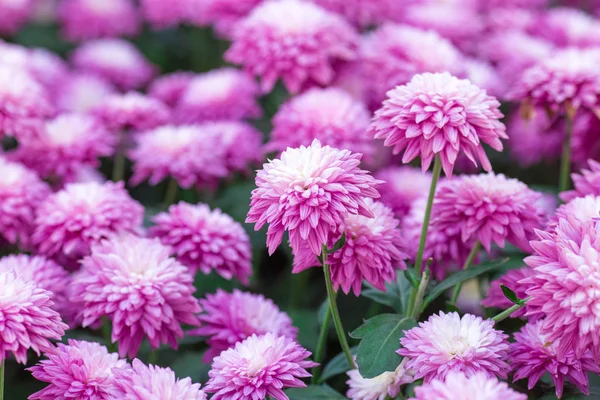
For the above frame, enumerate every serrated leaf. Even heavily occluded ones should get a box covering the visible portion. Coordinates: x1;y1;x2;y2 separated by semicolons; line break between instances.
350;314;417;379
500;284;523;305
286;385;347;399
319;347;356;383
362;271;412;313
329;232;346;253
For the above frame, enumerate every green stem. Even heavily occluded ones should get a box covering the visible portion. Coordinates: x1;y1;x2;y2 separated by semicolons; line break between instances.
112;131;126;182
449;241;481;306
0;358;4;400
163;178;179;208
102;318;117;353
322;246;354;367
411;268;431;320
559;112;574;193
407;155;442;317
148;350;158;365
491;297;532;323
311;305;332;384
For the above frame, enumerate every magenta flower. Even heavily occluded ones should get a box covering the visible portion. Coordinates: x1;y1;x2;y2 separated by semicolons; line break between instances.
190;0;263;38
53;73;117;113
71;234;202;358
175;68;261;123
0;270;67;364
375;166;431;219
129;125;228;188
533;7;600;48
246;139;380;256
552;194;600;229
571;110;600;166
111;359;207;400
293;198;408;296
346;359;414;400
369;72;507;177
0;43;69;91
225;0;359;93
463;59;504;100
205;332;317;400
510;319;600;398
71;39;156;90
28;339;129;400
267;88;372;157
148;71;195;108
93;92;171;132
398;312;510;383
481;267;535;319
58;0;140;41
560;159;600;202
411;371;526;400
150;202;252;284
0;157;51;249
33;181;144;269
0;0;34;34
311;0;402;28
190;289;298;361
140;0;185;28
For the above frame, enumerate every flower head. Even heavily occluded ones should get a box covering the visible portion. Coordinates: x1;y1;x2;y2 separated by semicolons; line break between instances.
205;333;317;400
190;289;298;361
347;359;414;400
190;0;263;38
507;108;563;167
369;72;507;177
93;92;171;132
140;0;185;28
53;73;117;113
481;267;535;318
0;0;34;34
0;43;69;91
71;234;202;358
246;139;380;256
225;0;359;93
28;339;129;400
0;270;67;364
175;68;261;123
33;181;144;268
561;159;600;202
375;166;431;219
148;71;195;108
398;311;510;382
311;0;402;28
553;194;600;227
463;59;504;100
533;7;600;48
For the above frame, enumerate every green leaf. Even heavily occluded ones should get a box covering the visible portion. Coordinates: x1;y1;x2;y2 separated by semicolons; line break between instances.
422;258;510;310
170;351;211;382
362;271;412;314
350;314;417;379
404;269;420;289
286;385;347;399
319;347;356;383
500;284;524;305
289;309;319;351
329;232;346;253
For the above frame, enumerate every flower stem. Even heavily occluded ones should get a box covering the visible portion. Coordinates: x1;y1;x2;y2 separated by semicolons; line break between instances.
102;318;117;353
491;297;532;323
407;155;442;317
163;178;179;208
0;358;4;400
449;241;481;306
411;268;431;320
311;305;332;384
112;131;126;182
559;111;575;193
321;245;354;367
148;350;158;365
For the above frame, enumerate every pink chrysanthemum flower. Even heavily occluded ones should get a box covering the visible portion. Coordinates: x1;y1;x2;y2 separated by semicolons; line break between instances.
533;7;600;48
411;371;526;400
560;159;600;202
0;43;69;91
375;166;431;219
111;359;207;400
140;0;185;28
12;113;116;183
0;270;67;364
53;73;117;113
130;125;228;188
225;0;359;93
267;88;372;157
481;267;535;318
28;339;129;400
189;0;264;38
507;108;563;167
175;68;261;123
510;319;600;398
71;39;156;90
150;202;252;283
310;0;402;28
58;0;140;41
524;216;600;360
0;157;51;249
246;139;381;256
0;0;34;34
71;234;202;358
33;181;144;269
398;311;510;383
293;198;408;296
463;59;504;100
189;289;298;361
370;72;507;177
148;71;195;108
482;7;538;34
346;359;414;400
571;110;600;166
93;92;171;132
552;194;600;227
432;173;546;252
205;332;317;400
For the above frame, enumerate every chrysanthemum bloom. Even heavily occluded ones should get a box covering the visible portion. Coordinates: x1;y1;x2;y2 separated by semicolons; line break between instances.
398;311;510;382
482;7;538;33
411;371;526;400
148;71;195;108
28;339;129;400
358;24;464;110
0;157;51;249
140;0;185;28
293;198;408;295
71;235;202;358
532;7;600;48
111;359;207;400
0;270;67;364
510;319;600;398
0;0;34;35
481;267;535;318
225;0;359;93
12;113;116;183
552;194;600;227
571;110;600;166
433;173;546;252
150;202;252;283
53;73;117;113
175;68;261;123
246;139;380;255
560;159;600;202
71;39;156;90
463;59;504;99
130;125;228;188
205;332;317;400
58;0;140;41
33;181;144;268
93;92;171;132
346;359;414;400
310;0;402;28
369;72;507;177
187;0;263;39
267;88;372;157
189;289;298;360
375;167;431;219
480;0;546;11
0;43;69;91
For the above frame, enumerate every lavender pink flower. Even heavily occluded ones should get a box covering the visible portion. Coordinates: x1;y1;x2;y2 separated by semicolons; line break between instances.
481;267;535;318
375;166;431;219
532;7;600;48
93;92;171;132
148;71;195;108
140;0;185;28
189;0;264;38
346;359;414;400
552;194;600;230
560;159;600;202
53;73;117;113
0;0;34;34
507;108;563;167
310;0;403;27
